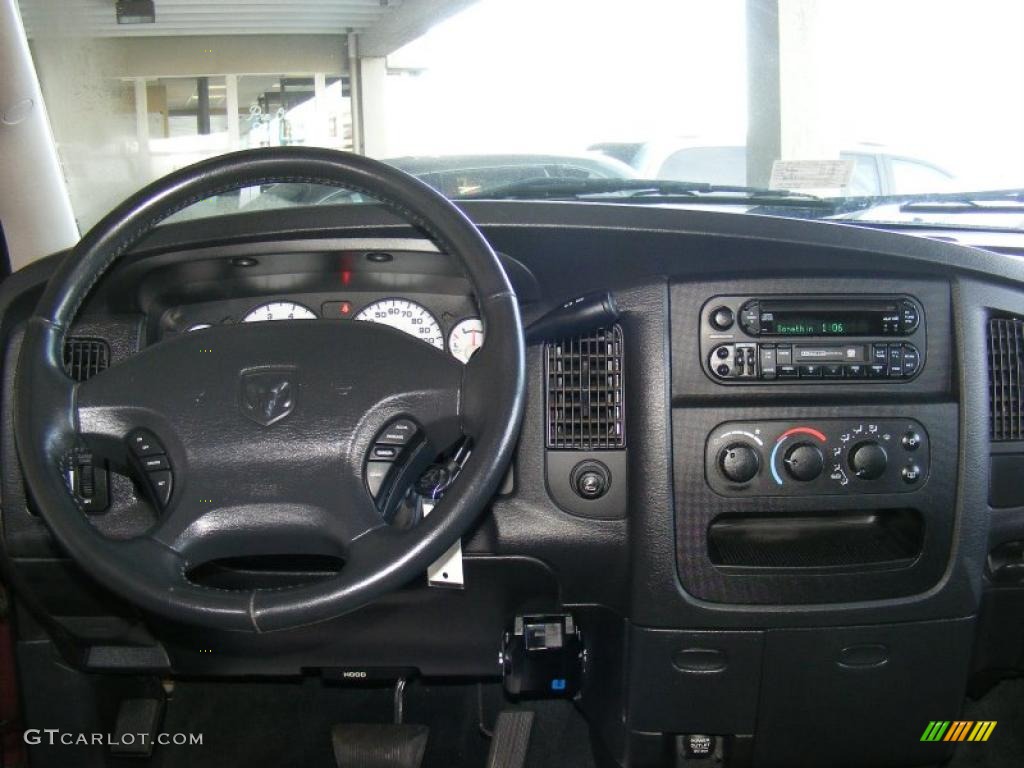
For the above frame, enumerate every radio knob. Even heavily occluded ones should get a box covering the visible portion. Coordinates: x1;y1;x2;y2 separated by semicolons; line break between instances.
849;441;888;480
710;306;735;331
719;443;760;484
783;443;824;481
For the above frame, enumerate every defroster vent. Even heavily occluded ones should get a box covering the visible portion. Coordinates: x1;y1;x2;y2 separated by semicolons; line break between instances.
989;316;1023;441
545;325;625;449
63;337;110;382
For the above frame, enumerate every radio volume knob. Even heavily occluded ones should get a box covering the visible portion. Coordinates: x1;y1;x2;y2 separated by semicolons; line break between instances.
719;444;760;484
783;443;824;481
849;441;887;480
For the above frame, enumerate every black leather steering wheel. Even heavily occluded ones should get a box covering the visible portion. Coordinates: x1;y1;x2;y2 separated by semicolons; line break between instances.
13;148;525;632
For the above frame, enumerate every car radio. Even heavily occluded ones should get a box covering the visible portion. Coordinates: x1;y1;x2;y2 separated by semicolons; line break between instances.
700;295;925;383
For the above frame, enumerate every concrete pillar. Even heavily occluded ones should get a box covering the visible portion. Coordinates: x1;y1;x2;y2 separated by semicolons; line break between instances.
196;76;211;135
777;0;838;160
746;0;781;187
746;0;840;186
225;74;239;149
0;0;78;268
347;32;363;154
134;78;149;150
359;56;388;158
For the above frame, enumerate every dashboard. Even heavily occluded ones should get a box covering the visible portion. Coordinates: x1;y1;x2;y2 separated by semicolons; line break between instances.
3;200;1024;768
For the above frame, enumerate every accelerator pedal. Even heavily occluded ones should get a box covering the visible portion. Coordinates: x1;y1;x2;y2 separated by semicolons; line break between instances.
485;710;534;768
331;724;429;768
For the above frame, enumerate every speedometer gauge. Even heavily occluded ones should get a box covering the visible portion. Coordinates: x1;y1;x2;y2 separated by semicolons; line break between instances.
448;317;484;363
355;299;444;350
243;301;317;323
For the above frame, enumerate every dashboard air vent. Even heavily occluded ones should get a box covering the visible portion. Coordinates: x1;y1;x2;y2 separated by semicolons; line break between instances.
545;325;625;449
989;316;1023;441
63;337;110;382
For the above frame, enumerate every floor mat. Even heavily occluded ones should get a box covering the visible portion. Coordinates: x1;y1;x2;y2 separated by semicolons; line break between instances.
145;677;595;768
946;678;1024;768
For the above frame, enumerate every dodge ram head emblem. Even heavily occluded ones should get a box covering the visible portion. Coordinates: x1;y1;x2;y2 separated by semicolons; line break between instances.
240;370;295;426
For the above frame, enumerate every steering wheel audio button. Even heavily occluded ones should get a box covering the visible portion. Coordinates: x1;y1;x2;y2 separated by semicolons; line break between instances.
128;429;164;457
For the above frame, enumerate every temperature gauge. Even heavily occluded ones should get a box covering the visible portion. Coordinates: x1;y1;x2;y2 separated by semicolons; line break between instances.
448;317;484;363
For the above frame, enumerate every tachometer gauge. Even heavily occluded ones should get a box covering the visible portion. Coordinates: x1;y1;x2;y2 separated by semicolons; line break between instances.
355;299;444;350
448;317;484;363
243;301;317;323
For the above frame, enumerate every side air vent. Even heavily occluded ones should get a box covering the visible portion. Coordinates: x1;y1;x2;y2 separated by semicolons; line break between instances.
63;338;110;382
989;317;1023;441
545;325;625;449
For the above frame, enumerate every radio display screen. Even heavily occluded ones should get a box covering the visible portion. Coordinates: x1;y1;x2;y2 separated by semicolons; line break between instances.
770;313;874;335
760;302;900;336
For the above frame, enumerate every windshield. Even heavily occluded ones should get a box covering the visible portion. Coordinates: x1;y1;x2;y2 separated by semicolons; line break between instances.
16;0;1024;231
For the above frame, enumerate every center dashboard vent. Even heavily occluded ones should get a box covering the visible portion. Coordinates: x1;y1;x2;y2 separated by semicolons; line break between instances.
545;325;625;449
63;337;110;382
989;316;1023;442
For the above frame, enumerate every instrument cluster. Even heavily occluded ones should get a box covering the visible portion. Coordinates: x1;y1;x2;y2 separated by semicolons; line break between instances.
165;294;485;364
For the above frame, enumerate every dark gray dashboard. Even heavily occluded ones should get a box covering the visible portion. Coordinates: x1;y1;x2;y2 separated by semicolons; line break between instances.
2;200;1024;768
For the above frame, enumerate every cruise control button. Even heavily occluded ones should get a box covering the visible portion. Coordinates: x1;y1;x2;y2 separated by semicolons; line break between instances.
366;463;390;498
127;429;164;457
377;419;418;446
148;471;173;507
140;455;169;471
371;444;400;462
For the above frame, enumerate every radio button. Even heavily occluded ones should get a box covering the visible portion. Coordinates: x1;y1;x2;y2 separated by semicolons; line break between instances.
739;301;760;335
778;364;799;378
845;364;867;379
888;344;905;377
902;344;921;377
776;345;793;365
872;344;888;364
868;363;888;378
900;301;920;333
799;364;822;378
716;346;730;359
823;364;844;378
760;345;777;379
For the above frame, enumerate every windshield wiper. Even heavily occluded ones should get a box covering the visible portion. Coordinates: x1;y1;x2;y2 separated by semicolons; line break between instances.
896;188;1024;214
456;176;828;205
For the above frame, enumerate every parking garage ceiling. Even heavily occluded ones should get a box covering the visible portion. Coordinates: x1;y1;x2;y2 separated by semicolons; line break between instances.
18;0;477;55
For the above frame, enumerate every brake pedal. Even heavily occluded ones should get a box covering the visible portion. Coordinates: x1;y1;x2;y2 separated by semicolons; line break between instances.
331;723;429;768
485;710;534;768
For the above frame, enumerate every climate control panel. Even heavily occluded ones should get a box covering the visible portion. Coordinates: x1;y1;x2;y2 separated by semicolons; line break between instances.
705;418;930;496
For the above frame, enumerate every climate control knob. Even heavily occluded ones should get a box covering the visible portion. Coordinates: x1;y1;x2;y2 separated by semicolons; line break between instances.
849;441;887;480
783;443;824;481
719;443;760;484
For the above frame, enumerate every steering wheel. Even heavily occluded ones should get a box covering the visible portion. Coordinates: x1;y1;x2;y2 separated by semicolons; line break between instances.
13;148;525;632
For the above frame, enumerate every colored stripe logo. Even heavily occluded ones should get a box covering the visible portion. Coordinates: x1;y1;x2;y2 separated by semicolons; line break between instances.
921;721;997;742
